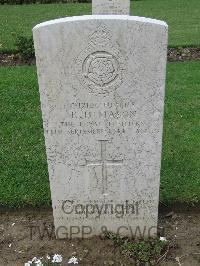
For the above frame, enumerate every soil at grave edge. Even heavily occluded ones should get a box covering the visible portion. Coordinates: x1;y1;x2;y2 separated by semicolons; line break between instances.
0;208;200;266
0;47;200;66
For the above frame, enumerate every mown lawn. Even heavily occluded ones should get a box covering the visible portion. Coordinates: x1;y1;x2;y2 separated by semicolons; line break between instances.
0;61;199;207
0;67;50;206
0;0;200;52
161;61;200;204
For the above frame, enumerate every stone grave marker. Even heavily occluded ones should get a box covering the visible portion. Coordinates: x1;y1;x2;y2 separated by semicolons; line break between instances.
33;0;168;238
92;0;130;15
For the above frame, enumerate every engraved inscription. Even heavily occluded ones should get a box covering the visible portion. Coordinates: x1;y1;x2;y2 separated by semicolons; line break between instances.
84;140;123;194
44;100;136;136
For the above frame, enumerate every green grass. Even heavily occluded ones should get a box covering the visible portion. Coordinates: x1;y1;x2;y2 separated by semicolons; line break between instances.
161;61;200;204
0;67;50;206
0;0;200;52
0;61;199;207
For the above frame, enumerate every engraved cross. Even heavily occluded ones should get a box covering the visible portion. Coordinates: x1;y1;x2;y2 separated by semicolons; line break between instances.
85;140;123;194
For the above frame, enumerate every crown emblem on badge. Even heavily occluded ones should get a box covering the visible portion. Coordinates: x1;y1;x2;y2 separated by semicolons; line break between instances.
89;25;111;46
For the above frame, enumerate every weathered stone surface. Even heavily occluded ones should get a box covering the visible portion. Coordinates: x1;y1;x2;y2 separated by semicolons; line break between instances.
33;15;168;238
92;0;130;15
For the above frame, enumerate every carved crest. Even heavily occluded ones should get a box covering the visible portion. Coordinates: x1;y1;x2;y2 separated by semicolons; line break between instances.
75;24;126;94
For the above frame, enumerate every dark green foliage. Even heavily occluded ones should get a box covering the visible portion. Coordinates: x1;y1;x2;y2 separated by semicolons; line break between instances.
105;232;168;265
0;0;139;4
122;238;168;264
104;231;124;246
15;35;35;61
0;0;91;4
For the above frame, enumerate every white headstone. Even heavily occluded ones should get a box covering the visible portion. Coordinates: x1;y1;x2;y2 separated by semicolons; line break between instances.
33;14;168;239
92;0;130;15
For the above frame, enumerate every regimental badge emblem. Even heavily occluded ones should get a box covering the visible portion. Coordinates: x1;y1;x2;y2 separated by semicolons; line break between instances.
75;24;126;94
